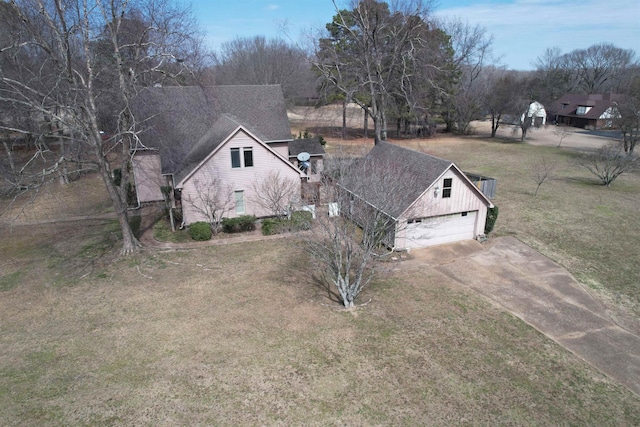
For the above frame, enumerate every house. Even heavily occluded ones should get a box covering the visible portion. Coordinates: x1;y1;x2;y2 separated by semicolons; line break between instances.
550;93;623;129
522;101;546;127
341;142;494;250
130;85;318;224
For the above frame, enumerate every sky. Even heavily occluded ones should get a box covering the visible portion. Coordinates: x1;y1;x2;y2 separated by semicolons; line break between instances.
191;0;640;70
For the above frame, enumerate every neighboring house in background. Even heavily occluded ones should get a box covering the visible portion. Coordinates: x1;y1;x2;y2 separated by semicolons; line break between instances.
550;93;623;129
130;85;313;224
341;142;494;250
288;137;325;182
522;101;547;127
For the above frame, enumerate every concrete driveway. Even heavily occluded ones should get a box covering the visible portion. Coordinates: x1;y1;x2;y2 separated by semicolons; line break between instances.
409;236;640;395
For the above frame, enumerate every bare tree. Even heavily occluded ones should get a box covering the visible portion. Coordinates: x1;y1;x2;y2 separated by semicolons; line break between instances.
517;99;542;142
0;0;203;254
308;147;419;308
441;19;493;134
579;142;637;187
484;69;519;138
614;77;640;154
313;0;454;144
568;43;637;94
251;171;301;218
530;156;555;196
183;178;233;234
553;126;572;148
532;47;576;105
213;36;315;105
534;44;638;99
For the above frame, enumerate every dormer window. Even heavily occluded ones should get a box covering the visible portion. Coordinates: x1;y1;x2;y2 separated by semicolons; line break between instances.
576;106;592;115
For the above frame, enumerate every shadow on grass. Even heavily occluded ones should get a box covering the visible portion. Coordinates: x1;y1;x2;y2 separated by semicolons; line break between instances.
563;176;602;187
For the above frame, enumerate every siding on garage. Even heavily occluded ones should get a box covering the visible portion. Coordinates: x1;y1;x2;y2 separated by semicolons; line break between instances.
403;211;477;248
395;167;488;249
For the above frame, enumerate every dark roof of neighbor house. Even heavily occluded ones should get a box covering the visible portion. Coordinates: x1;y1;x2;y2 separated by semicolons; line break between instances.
341;142;454;219
550;93;625;120
131;85;292;174
288;138;326;157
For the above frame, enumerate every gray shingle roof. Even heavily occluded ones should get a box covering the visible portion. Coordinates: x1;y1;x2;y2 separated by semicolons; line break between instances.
131;85;292;174
288;138;326;157
341;142;453;219
174;115;243;185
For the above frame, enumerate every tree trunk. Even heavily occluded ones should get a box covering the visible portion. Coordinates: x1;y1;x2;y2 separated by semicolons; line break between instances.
373;117;382;144
94;142;140;254
381;110;388;141
2;138;15;173
58;135;70;185
363;108;369;139
490;113;501;137
371;99;383;145
342;97;347;139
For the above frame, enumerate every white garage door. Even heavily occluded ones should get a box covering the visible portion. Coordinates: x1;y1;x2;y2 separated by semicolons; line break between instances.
405;211;477;248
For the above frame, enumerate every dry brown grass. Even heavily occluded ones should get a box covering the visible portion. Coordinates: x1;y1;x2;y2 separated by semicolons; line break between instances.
1;228;640;425
1;173;112;224
380;135;640;332
301;104;640;330
1;111;640;424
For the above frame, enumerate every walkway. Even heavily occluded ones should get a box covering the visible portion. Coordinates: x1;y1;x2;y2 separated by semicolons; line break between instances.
409;236;640;396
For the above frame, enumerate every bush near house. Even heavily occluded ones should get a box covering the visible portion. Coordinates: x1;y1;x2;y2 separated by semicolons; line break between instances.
485;206;499;234
262;211;313;235
222;215;257;233
261;218;282;235
291;210;313;230
189;221;212;241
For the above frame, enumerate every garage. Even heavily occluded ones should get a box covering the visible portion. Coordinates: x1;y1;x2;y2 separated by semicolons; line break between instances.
405;211;477;248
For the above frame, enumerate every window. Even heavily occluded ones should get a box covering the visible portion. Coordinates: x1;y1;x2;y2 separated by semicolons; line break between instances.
231;147;254;168
576;105;591;115
234;190;245;214
442;178;452;198
231;148;241;168
243;147;253;167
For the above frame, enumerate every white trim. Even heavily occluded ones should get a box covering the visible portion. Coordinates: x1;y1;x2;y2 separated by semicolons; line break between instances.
176;125;303;188
399;163;493;220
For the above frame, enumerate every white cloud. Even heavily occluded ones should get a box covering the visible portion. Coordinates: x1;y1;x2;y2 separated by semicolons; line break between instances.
266;4;280;11
435;0;640;69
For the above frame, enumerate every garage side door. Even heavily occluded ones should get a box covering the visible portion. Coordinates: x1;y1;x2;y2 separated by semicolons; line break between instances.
405;211;477;249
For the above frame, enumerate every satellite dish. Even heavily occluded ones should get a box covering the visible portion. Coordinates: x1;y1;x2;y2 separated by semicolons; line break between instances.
297;152;311;162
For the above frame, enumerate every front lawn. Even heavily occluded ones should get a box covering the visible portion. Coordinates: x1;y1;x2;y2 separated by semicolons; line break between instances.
0;222;639;425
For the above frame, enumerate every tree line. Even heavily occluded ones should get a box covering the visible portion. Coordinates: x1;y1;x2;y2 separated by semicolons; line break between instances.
215;1;638;148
